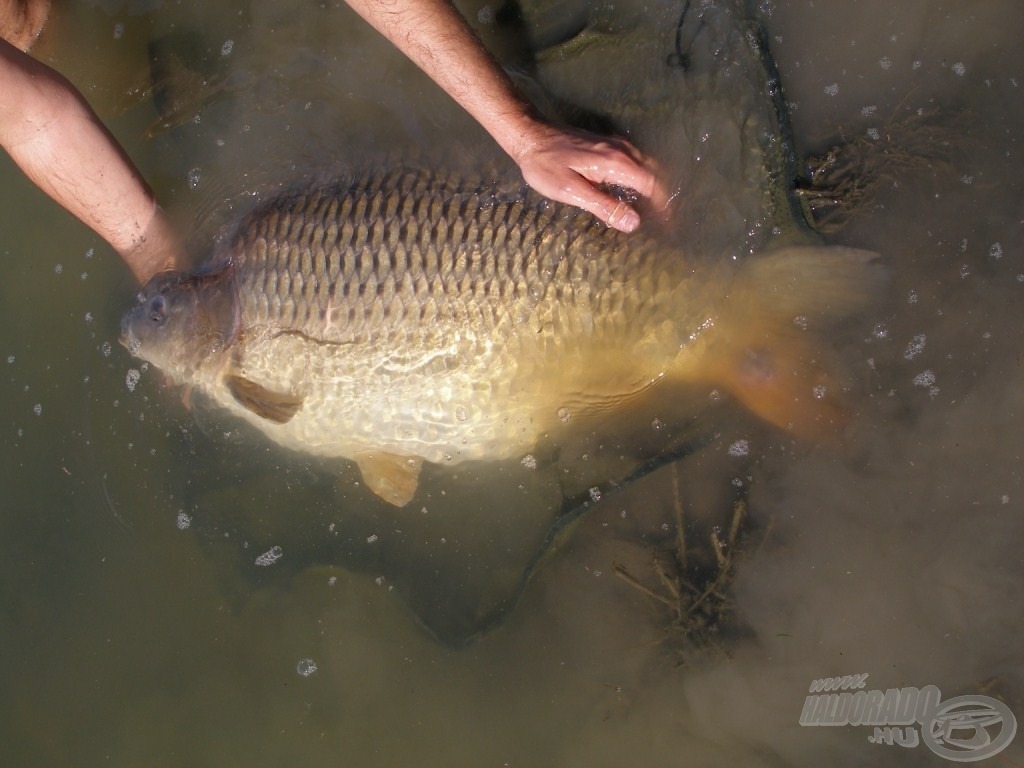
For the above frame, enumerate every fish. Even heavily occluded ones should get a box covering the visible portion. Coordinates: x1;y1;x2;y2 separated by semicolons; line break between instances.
121;163;881;507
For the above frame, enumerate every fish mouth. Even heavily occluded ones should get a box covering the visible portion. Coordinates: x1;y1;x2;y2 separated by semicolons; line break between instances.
118;312;139;353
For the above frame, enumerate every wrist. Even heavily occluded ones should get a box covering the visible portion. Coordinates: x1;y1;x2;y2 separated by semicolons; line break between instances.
488;105;547;164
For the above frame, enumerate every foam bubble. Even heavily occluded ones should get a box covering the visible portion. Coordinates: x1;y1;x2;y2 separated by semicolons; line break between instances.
254;546;283;566
728;439;750;457
913;369;936;387
903;334;926;360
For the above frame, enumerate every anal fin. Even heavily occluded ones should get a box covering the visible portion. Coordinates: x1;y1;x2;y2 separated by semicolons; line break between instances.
355;452;423;507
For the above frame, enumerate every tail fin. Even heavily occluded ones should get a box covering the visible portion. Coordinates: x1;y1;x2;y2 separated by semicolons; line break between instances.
679;246;885;440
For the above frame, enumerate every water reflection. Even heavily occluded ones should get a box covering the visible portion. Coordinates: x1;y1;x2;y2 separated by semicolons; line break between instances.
1;1;1021;766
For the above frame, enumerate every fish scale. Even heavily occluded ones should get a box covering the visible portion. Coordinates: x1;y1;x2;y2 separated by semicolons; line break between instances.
226;171;670;361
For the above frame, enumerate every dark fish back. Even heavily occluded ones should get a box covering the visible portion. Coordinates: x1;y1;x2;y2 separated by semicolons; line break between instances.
225;168;677;351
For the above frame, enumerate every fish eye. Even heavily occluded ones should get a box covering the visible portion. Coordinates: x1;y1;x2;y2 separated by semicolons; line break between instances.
149;295;167;324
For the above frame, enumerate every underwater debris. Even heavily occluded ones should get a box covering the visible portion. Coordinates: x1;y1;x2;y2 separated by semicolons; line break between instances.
613;464;759;659
796;106;964;233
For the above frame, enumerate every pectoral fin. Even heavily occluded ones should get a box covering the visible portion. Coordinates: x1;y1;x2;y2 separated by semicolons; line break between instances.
355;452;423;507
225;373;303;424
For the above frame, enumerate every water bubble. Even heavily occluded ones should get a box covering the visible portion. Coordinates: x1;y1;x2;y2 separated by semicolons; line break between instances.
879;56;892;70
861;105;878;116
903;334;926;360
85;247;94;259
866;127;880;141
520;454;537;470
113;23;124;39
912;60;922;71
793;315;808;330
812;384;827;400
959;264;971;279
220;39;234;56
727;439;749;457
454;404;468;422
296;659;318;677
872;323;889;339
175;512;192;530
912;369;936;387
588;487;602;503
961;174;974;185
907;289;919;304
651;418;665;431
187;168;202;190
328;576;337;586
32;403;42;416
54;263;63;275
254;545;283;566
84;312;93;324
557;406;572;424
366;534;378;544
952;62;966;77
476;5;494;24
1002;495;1010;505
824;83;839;97
125;369;141;392
708;389;721;402
6;355;13;364
989;243;1003;260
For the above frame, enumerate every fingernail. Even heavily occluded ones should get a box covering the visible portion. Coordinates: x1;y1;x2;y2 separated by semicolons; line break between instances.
615;209;640;232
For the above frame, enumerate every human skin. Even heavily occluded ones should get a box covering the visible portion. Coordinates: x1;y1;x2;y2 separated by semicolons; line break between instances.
0;0;48;52
0;36;180;283
345;0;669;232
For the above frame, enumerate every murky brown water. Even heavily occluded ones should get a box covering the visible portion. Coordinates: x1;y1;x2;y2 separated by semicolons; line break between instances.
2;1;1021;766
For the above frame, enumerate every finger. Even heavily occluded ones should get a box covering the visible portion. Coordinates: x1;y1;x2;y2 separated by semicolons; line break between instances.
572;151;671;212
560;178;641;233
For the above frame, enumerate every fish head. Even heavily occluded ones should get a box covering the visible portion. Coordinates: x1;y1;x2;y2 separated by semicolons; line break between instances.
120;265;239;383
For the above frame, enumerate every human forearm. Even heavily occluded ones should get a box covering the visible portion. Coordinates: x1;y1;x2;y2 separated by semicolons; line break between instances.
345;0;538;157
0;40;179;283
344;0;666;231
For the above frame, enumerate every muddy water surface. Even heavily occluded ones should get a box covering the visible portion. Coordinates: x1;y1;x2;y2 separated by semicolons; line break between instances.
1;1;1021;766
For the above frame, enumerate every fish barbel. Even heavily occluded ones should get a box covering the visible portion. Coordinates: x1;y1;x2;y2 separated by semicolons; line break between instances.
122;165;880;506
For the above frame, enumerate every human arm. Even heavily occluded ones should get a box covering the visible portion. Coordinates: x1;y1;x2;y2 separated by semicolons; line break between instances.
344;0;667;232
0;38;181;284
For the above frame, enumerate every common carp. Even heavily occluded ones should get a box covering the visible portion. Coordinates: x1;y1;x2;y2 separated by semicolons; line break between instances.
121;165;880;507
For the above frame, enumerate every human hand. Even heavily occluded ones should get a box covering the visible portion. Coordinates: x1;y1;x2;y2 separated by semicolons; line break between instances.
511;123;670;233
